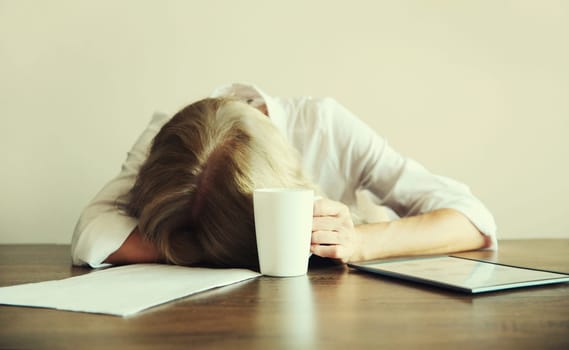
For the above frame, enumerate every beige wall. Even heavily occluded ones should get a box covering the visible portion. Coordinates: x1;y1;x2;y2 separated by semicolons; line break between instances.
1;0;567;243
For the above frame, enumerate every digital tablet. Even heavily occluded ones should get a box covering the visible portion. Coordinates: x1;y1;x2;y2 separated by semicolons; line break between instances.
348;256;569;294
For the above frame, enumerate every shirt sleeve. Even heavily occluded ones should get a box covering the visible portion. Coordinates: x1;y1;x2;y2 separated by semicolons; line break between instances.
319;98;498;249
70;112;171;267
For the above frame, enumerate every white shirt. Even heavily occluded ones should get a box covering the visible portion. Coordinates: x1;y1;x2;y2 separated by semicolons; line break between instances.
71;83;497;267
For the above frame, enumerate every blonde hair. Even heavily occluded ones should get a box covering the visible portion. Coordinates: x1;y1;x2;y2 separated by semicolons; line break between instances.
121;98;314;269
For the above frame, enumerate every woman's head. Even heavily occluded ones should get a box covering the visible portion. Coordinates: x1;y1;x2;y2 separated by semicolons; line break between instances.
121;98;313;269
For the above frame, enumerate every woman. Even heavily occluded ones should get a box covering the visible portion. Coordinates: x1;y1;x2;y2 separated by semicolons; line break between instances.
71;83;496;269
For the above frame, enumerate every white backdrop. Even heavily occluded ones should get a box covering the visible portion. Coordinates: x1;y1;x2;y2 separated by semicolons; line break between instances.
1;0;568;243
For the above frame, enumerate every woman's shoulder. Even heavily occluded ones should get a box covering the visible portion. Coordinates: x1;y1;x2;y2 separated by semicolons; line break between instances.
280;96;350;128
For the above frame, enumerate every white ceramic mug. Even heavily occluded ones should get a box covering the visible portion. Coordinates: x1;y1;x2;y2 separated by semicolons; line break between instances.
253;188;314;277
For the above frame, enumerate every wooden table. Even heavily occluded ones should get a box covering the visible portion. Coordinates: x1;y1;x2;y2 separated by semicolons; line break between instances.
0;240;568;350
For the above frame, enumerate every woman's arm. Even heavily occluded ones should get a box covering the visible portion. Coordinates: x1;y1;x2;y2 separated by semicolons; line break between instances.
71;112;171;267
104;227;164;265
309;98;497;258
311;198;488;263
353;208;487;261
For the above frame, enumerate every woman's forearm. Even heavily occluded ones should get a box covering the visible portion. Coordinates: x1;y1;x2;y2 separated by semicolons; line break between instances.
352;208;488;261
104;227;164;265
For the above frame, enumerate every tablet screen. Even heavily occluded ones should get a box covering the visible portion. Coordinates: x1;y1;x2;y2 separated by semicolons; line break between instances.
350;256;569;293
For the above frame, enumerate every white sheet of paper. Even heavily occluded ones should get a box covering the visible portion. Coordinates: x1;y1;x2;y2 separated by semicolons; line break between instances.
0;264;260;317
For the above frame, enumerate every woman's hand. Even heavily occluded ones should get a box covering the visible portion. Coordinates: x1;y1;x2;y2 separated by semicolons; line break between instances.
311;198;362;263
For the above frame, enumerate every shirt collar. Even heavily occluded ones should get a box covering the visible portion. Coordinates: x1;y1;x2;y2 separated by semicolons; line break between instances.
209;82;287;132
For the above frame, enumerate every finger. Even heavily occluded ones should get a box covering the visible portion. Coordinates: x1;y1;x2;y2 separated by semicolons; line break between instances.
310;244;348;262
312;216;343;232
313;198;349;217
311;230;341;245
